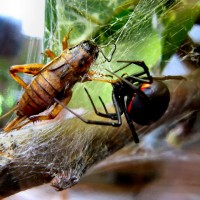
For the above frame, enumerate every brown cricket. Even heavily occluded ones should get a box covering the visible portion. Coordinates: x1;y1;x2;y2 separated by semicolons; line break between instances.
1;34;113;132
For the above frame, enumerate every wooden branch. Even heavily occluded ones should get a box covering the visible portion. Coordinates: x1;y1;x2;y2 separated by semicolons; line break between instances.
0;108;132;198
1;69;200;198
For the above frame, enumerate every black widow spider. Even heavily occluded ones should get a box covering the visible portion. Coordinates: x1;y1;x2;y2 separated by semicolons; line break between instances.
55;60;176;143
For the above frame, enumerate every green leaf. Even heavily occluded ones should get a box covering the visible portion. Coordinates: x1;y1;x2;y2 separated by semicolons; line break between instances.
160;1;200;70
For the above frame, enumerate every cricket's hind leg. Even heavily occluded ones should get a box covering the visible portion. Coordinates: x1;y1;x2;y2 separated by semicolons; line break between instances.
4;115;27;132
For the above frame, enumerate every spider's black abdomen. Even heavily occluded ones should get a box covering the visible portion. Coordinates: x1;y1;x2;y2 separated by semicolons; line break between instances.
127;80;170;125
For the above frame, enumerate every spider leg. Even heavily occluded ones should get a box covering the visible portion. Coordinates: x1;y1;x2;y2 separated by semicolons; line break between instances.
84;87;120;120
98;96;109;115
115;60;153;83
106;69;151;104
120;98;139;143
53;94;122;127
106;69;150;103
